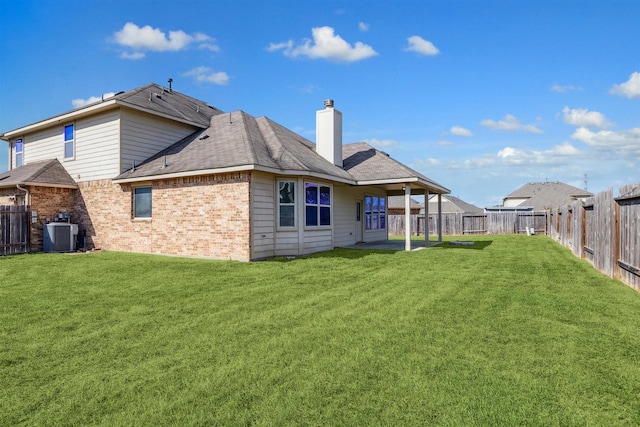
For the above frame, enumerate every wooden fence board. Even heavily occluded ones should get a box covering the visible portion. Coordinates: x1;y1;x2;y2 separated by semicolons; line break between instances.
0;205;30;255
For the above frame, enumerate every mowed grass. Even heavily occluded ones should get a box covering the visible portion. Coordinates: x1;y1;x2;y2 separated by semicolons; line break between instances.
1;235;640;426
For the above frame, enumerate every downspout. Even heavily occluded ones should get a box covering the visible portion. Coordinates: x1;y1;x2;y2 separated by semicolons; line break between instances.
16;184;30;206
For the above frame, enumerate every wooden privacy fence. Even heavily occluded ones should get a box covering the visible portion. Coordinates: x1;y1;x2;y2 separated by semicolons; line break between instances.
1;205;30;255
388;212;548;236
548;183;640;292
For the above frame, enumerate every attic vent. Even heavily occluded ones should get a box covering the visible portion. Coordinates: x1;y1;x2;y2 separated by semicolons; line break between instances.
199;135;209;140
154;93;162;99
324;99;334;109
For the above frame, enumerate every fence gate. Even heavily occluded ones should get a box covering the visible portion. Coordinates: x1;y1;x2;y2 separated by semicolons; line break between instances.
1;205;30;255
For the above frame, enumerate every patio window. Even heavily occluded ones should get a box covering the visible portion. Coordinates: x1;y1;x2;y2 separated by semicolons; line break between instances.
278;181;296;228
133;186;152;219
15;138;23;167
305;183;331;227
365;196;386;230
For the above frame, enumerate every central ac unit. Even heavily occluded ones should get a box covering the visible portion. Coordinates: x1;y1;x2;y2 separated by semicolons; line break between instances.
43;223;78;253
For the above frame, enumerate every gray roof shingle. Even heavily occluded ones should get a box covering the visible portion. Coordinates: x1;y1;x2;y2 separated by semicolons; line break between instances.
504;181;593;210
0;159;77;188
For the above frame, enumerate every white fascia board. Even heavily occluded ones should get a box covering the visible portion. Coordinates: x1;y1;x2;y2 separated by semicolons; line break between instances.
1;100;119;138
113;164;356;185
356;177;450;194
22;181;79;189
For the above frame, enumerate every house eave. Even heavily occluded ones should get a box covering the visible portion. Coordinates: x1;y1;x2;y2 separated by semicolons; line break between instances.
112;164;357;185
356;177;450;194
1;98;210;141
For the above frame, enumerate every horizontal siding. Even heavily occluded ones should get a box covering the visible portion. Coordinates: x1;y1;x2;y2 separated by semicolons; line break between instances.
303;229;333;253
21;127;65;165
275;232;299;256
71;111;120;180
120;109;200;173
333;184;357;247
251;172;275;259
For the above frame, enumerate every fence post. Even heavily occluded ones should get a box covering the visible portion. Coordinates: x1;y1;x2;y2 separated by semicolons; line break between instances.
614;198;621;280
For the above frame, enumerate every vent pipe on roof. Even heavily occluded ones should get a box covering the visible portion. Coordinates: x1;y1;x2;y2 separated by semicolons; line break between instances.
316;99;343;167
168;78;173;93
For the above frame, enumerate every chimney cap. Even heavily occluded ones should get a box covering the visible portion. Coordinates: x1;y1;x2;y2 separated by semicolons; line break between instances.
324;99;334;109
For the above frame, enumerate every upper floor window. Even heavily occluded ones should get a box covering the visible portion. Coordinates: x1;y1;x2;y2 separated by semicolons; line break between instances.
305;183;331;227
64;124;75;159
365;196;386;230
15;138;23;167
133;186;152;219
278;181;296;228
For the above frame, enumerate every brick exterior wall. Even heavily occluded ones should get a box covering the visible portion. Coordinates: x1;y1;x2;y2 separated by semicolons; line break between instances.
74;172;252;261
0;186;75;251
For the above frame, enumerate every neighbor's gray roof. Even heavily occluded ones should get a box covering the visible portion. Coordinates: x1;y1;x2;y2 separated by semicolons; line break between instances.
115;111;354;182
2;83;223;138
504;182;593;210
425;194;484;214
387;196;421;209
0;159;77;188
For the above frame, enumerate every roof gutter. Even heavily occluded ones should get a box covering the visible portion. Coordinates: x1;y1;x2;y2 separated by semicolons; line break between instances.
16;184;30;206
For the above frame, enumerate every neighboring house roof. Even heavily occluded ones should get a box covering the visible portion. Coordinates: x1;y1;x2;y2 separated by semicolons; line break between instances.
0;159;77;189
387;196;421;210
1;83;223;139
425;194;484;214
503;181;593;210
114;111;450;195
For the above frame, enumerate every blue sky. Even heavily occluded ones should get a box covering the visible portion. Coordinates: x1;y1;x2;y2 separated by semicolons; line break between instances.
1;0;638;207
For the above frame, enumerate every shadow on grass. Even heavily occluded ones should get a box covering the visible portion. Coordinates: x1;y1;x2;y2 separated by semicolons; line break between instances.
434;240;493;250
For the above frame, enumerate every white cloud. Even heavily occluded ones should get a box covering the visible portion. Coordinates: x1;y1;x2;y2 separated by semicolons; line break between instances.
358;22;369;32
404;36;439;56
71;92;116;108
449;126;473;137
571;127;640;159
267;26;378;62
437;140;454;146
112;23;219;56
120;51;145;60
561;106;613;129
480;114;543;134
610;71;640;99
183;67;229;85
364;138;398;151
550;84;582;93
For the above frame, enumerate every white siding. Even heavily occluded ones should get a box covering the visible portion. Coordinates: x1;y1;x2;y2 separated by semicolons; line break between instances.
21;127;67;165
333;184;357;247
120;109;199;173
303;229;333;254
250;172;276;259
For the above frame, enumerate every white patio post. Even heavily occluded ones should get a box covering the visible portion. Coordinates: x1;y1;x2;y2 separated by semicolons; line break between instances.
405;183;412;251
424;189;429;246
438;193;443;242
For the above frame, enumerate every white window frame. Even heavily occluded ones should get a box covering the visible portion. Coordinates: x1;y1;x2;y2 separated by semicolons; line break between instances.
15;138;23;167
64;123;75;160
277;180;296;229
365;195;387;230
304;182;331;228
133;186;152;219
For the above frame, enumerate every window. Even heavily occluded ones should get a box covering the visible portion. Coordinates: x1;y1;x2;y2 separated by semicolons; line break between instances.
133;187;152;218
15;138;23;167
64;124;74;159
305;183;331;227
278;181;296;227
365;196;386;230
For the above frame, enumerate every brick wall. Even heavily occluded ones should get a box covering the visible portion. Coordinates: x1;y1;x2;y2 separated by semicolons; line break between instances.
74;172;252;261
0;186;76;250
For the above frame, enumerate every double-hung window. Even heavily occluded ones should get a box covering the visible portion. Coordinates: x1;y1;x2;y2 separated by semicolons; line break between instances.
278;181;296;228
133;187;152;219
15;138;23;167
365;196;386;230
305;183;331;227
64;124;75;159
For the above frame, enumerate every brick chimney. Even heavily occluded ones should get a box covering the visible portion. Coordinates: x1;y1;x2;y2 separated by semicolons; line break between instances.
316;99;343;167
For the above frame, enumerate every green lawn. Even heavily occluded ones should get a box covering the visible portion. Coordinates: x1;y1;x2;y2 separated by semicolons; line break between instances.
2;235;639;426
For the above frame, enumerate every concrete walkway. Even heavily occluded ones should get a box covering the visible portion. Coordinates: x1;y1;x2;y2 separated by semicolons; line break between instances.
341;240;441;251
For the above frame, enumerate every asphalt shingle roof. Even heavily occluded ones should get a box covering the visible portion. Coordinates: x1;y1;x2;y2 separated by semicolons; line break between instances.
426;195;484;213
504;182;593;210
0;159;77;188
